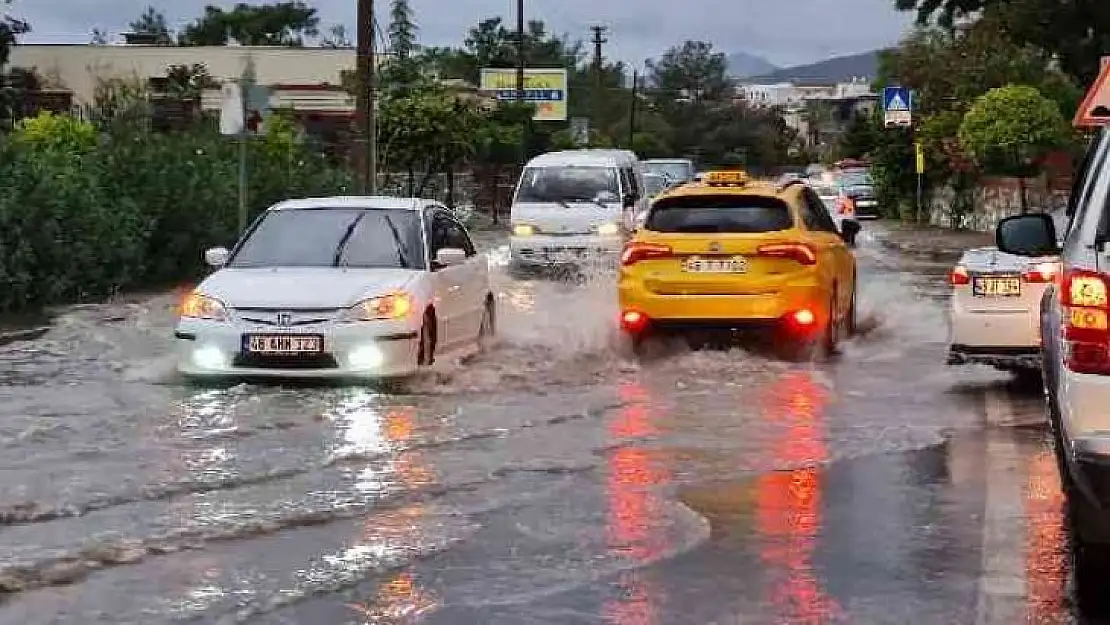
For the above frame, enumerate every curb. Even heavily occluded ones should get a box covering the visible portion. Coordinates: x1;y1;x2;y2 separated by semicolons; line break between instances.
0;326;49;346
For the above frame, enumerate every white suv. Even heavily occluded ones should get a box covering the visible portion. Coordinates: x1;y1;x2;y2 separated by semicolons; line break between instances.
995;127;1110;611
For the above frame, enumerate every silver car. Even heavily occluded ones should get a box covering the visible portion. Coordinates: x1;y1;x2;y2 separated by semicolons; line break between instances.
174;197;494;379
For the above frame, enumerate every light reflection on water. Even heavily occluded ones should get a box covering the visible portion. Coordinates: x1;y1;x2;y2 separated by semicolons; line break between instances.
603;380;668;624
1024;447;1066;618
173;388;238;482
754;370;842;623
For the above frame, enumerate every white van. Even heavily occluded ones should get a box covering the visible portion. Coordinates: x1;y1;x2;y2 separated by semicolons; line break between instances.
509;150;649;268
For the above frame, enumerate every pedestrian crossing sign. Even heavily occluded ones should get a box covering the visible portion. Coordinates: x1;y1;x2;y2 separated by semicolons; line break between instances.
883;86;913;127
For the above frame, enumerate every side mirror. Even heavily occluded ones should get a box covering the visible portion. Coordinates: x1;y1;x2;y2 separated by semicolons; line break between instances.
996;214;1059;257
204;247;230;267
839;219;861;246
434;247;467;267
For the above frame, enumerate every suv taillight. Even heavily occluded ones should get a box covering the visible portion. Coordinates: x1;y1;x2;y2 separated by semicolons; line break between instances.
620;242;672;266
1062;269;1110;374
949;265;970;285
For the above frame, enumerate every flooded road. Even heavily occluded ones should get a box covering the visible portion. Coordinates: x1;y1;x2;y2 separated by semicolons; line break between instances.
0;226;1082;624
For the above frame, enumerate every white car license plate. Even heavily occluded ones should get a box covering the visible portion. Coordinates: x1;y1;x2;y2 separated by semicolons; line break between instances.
972;276;1021;297
683;256;747;273
244;334;323;354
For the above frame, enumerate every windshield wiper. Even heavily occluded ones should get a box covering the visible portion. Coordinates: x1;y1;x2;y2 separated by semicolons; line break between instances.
333;213;367;266
380;213;410;269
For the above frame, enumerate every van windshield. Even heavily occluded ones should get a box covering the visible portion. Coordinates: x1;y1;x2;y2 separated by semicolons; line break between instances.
515;166;621;204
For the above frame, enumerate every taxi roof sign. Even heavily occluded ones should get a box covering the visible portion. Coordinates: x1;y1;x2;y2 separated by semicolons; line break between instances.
703;170;748;185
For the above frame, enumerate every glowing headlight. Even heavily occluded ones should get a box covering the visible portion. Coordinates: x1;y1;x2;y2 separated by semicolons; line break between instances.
178;292;227;320
513;224;535;237
337;293;413;322
595;222;620;236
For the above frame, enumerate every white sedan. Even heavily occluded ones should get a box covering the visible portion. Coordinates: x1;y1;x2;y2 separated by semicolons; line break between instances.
174;196;495;379
946;246;1059;372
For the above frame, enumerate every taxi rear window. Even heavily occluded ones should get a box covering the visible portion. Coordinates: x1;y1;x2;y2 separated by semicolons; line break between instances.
645;195;794;233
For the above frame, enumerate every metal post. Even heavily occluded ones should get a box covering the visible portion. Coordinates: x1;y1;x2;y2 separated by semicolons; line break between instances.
516;0;527;164
356;0;376;193
628;69;637;146
367;0;377;194
238;134;248;233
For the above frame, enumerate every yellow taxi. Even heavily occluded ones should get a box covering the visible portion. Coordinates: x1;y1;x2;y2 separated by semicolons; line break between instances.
617;170;860;354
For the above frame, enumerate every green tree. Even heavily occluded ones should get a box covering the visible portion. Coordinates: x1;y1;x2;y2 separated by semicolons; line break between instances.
129;6;172;43
179;2;319;46
893;0;1109;84
646;40;733;105
381;0;421;93
0;0;30;128
958;84;1069;177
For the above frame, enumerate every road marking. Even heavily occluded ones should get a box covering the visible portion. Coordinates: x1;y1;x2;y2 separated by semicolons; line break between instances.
976;392;1030;624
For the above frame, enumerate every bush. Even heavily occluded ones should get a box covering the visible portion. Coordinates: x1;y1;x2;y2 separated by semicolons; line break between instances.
0;114;354;312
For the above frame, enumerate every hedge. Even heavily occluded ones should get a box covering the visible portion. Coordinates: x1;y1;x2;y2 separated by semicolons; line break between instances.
0;112;355;312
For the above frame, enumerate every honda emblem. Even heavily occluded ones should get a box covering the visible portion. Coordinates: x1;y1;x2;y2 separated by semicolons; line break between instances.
275;312;293;326
708;242;721;252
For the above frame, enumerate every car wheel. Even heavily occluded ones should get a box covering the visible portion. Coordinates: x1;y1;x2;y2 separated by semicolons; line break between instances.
478;297;496;350
417;310;436;366
823;293;839;355
846;284;858;337
1068;495;1110;616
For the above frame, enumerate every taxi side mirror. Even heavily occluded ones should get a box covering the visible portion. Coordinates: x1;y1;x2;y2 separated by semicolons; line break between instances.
840;219;861;246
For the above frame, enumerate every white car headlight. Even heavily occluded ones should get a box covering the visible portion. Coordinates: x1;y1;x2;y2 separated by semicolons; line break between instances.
337;293;413;322
513;224;535;237
178;292;227;321
595;223;620;236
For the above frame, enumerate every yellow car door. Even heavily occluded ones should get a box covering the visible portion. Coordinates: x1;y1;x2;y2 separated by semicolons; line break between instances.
795;187;854;316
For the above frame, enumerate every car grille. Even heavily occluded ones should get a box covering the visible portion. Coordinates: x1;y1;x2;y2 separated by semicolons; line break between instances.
232;307;339;326
233;353;339;369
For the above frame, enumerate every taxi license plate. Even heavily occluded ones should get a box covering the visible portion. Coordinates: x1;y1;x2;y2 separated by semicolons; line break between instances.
243;334;323;354
683;256;747;273
972;276;1021;297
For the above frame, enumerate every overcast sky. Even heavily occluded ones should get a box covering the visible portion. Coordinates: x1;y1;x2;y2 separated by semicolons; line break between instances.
9;0;913;68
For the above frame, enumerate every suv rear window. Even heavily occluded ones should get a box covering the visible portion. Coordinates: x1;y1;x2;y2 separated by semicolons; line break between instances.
644;195;794;233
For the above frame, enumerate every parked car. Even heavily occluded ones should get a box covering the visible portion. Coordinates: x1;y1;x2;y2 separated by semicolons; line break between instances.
642;158;696;185
174;196;495;380
992;125;1110;610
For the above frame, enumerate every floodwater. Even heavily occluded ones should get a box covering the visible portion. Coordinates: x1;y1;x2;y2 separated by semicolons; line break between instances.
0;225;1085;624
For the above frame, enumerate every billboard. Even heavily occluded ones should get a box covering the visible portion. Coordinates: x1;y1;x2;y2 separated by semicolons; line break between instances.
479;68;567;121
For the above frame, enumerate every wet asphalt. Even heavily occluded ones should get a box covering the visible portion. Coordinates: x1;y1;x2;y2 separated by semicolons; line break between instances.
0;225;1090;624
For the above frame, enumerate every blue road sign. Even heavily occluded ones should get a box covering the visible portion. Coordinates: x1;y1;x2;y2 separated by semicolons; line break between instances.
883;86;912;112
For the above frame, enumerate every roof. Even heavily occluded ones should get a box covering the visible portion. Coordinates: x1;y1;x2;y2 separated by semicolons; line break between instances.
268;196;428;211
527;149;635;167
655;177;802;201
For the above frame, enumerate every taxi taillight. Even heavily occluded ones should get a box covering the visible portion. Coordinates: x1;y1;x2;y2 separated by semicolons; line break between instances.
756;243;816;265
1022;261;1059;283
949;265;970;285
621;242;672;266
1062;269;1110;374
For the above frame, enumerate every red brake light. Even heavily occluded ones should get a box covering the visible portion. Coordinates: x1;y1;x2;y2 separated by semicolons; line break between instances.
621;242;671;266
757;243;816;265
792;309;816;325
949;265;970;285
1061;269;1110;374
620;310;649;333
1022;261;1059;283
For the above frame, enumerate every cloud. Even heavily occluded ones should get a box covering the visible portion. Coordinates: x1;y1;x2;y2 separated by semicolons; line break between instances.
10;0;912;68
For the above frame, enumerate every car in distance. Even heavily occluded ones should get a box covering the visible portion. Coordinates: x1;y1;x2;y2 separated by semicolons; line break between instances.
992;125;1110;610
835;170;880;219
174;196;494;379
946;208;1066;373
642;158;696;185
617;170;860;357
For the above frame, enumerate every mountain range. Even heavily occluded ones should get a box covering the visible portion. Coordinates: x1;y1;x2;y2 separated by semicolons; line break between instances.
727;49;885;84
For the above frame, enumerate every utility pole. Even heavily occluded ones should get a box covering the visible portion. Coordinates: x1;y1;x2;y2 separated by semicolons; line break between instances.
590;25;607;133
627;69;637;146
355;0;377;193
516;0;528;165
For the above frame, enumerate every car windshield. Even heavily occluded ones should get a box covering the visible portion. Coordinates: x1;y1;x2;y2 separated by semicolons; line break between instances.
644;161;694;183
515;166;621;203
229;208;425;269
643;174;669;196
813;184;839;197
840;172;873;187
645;194;794;233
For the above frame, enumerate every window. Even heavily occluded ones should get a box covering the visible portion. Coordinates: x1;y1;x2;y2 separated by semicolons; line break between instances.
801;189;839;233
229;208;424;269
428;212;475;260
622;166;640;198
644;195;794;233
514;166;620;203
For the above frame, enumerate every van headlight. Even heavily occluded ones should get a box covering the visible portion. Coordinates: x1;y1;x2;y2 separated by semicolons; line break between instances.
513;224;535;237
595;223;620;236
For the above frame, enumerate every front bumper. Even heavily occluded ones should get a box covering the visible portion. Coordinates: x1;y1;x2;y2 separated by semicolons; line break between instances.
174;318;420;379
510;233;622;266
